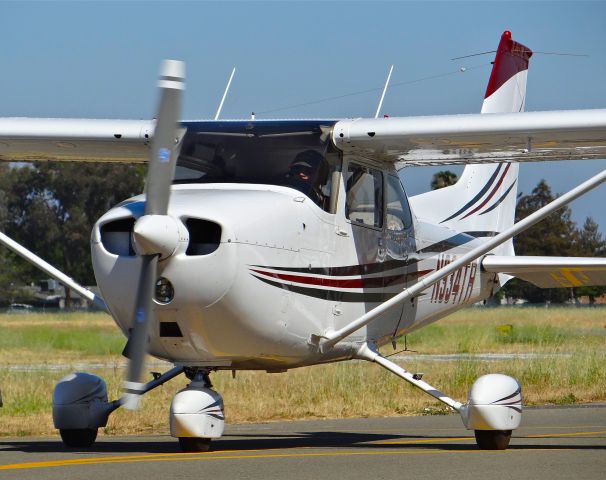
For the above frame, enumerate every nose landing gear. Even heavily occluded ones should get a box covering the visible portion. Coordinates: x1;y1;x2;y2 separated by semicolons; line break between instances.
170;368;225;452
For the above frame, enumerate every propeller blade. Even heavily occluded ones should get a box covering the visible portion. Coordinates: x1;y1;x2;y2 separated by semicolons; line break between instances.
122;255;158;410
145;59;185;216
122;59;185;410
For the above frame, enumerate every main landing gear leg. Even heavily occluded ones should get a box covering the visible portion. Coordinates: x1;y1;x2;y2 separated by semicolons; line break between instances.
170;368;225;453
356;344;522;450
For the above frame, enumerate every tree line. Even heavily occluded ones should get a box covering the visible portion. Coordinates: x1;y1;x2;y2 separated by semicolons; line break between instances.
0;162;144;305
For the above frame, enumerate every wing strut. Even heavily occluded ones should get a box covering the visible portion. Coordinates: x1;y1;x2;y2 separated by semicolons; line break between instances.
310;168;606;353
0;230;108;312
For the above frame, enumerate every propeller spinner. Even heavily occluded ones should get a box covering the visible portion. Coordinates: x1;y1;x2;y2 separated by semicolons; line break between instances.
122;59;185;410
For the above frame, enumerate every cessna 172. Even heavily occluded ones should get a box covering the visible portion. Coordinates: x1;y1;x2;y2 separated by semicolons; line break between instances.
1;31;606;452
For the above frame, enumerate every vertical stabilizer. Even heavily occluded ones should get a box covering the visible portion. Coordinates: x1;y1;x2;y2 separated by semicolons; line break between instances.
410;31;532;257
482;30;533;114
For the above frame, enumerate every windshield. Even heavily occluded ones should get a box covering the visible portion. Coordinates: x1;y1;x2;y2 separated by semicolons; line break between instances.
174;120;341;211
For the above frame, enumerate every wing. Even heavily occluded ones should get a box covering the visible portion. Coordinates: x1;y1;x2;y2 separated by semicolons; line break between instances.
0;118;153;163
482;255;606;288
332;109;606;168
3;109;606;166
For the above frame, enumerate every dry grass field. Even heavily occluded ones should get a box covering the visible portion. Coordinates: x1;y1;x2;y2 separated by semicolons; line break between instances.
1;307;605;437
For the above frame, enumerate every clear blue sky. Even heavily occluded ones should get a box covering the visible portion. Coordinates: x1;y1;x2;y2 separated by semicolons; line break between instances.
1;1;605;233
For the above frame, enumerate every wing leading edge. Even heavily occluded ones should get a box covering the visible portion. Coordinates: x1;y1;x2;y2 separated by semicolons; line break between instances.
332;109;606;168
0;118;153;163
482;255;606;288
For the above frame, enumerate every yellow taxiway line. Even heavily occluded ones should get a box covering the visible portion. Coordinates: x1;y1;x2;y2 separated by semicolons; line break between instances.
525;430;606;439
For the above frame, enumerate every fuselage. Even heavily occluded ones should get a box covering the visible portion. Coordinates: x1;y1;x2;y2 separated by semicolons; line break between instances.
91;121;496;371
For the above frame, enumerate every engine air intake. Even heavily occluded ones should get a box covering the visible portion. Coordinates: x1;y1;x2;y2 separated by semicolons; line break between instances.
100;218;135;256
185;218;221;255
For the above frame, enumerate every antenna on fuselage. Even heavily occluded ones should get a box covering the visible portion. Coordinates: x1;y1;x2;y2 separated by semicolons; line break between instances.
214;67;236;120
374;64;394;119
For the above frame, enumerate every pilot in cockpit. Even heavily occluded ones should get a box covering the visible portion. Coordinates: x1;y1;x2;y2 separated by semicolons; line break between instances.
284;150;329;209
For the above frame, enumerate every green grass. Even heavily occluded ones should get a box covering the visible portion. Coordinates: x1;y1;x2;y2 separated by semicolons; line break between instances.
399;306;606;353
0;312;125;362
0;326;124;355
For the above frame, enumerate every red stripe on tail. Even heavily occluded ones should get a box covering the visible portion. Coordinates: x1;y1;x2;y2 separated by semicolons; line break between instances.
484;31;533;99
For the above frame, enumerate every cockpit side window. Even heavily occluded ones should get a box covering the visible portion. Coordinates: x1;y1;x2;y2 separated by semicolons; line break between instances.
345;162;383;229
385;174;413;232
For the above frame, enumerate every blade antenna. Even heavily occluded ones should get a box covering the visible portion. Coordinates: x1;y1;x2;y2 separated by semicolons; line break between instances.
214;67;236;120
374;64;394;119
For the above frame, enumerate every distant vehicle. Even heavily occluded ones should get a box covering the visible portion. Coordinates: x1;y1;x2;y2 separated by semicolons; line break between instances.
8;303;34;313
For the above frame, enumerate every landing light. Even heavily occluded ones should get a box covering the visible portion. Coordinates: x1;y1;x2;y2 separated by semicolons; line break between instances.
155;277;174;304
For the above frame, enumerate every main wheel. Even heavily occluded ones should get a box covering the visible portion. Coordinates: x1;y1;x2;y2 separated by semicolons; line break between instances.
178;437;212;452
474;429;512;450
59;428;98;448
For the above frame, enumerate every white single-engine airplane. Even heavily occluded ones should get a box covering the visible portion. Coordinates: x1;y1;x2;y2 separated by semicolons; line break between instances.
1;31;606;452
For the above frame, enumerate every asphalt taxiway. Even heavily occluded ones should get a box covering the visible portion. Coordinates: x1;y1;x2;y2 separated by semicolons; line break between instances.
1;405;605;479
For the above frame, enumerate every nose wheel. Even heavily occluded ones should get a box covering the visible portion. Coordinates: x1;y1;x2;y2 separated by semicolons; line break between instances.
178;437;212;452
474;429;512;450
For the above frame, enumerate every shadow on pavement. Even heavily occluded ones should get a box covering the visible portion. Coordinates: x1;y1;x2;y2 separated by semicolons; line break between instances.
2;429;605;455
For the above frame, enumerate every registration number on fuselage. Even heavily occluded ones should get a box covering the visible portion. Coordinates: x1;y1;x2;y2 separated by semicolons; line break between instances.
430;254;478;304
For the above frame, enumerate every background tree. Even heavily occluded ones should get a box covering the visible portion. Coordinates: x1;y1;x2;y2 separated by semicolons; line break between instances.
503;179;577;304
0;165;7;229
572;217;606;304
0;166;22;304
0;162;144;304
430;170;458;190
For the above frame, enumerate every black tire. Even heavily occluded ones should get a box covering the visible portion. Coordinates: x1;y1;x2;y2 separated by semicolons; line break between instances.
179;437;212;452
474;429;512;450
59;428;98;448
